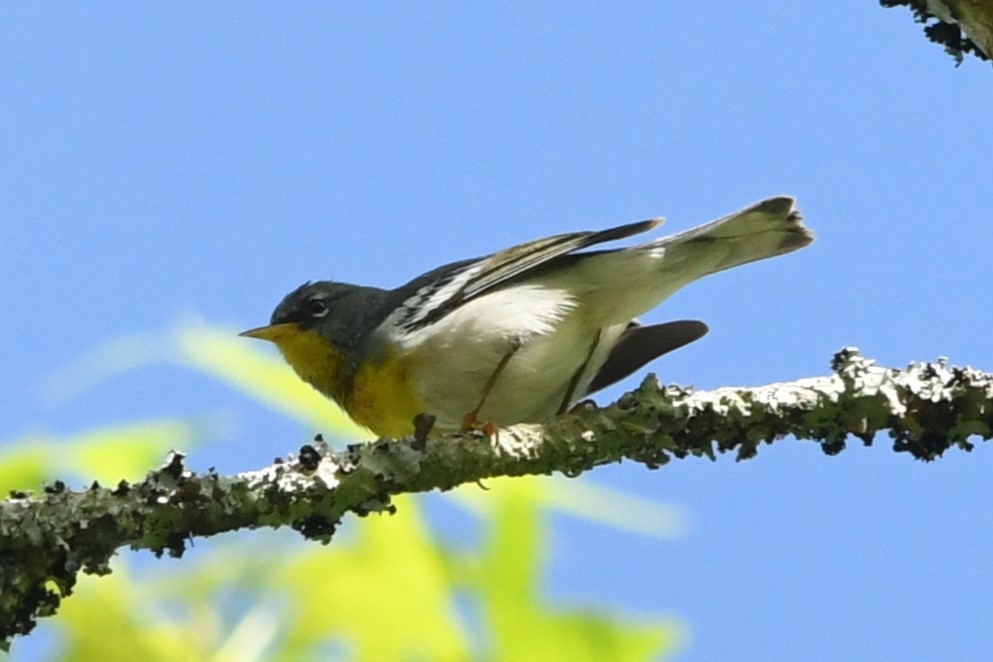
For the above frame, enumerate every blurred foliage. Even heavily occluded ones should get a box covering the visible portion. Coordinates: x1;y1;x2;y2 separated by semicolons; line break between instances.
4;322;683;660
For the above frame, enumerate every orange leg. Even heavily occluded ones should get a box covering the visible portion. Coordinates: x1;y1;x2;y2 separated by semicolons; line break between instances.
461;342;519;436
461;411;500;437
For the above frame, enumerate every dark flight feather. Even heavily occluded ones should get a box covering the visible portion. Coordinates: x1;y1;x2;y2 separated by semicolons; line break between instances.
585;320;709;395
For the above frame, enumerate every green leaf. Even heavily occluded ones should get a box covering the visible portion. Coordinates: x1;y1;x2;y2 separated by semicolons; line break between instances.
64;419;203;483
278;496;468;661
172;321;362;437
0;444;49;493
37;320;363;439
47;565;207;662
477;480;682;661
1;418;202;490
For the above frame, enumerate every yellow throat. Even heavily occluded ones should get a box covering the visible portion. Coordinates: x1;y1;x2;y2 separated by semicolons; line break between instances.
250;324;424;439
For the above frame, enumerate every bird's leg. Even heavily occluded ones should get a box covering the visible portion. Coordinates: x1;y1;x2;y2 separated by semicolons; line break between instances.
557;330;602;414
462;340;521;436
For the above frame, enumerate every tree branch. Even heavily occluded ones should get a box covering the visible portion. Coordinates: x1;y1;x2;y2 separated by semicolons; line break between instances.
2;347;991;649
881;0;993;64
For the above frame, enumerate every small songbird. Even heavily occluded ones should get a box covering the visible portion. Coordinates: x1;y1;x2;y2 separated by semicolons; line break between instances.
242;197;813;438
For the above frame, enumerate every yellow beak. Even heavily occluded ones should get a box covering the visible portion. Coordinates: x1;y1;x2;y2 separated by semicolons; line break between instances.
239;322;300;343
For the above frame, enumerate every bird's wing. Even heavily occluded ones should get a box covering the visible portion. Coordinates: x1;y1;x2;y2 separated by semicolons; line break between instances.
392;218;661;332
462;218;661;300
584;320;709;395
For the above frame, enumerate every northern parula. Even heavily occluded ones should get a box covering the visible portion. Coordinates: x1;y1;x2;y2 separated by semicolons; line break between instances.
242;196;812;438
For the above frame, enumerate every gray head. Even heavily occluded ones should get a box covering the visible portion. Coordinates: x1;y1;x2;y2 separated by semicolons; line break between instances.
251;281;391;354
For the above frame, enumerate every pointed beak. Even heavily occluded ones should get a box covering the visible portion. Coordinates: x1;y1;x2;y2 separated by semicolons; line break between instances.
239;322;300;343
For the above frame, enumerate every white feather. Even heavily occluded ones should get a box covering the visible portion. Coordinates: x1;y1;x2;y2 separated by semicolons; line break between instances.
379;285;585;428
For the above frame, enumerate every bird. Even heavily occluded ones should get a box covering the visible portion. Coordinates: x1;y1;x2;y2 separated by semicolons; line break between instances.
241;196;813;438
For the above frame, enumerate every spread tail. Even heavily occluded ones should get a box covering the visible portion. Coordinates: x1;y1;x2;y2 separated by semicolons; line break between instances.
643;196;813;281
569;196;814;325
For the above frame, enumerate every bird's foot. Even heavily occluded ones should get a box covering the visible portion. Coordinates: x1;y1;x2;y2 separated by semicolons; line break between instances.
461;410;499;438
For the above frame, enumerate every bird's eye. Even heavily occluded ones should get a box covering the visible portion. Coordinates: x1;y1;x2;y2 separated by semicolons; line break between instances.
307;298;329;318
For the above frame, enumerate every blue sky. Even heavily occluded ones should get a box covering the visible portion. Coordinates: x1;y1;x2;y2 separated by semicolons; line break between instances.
2;3;992;660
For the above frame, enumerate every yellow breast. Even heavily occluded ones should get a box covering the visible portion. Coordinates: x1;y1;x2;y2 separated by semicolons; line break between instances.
273;328;423;439
346;347;424;438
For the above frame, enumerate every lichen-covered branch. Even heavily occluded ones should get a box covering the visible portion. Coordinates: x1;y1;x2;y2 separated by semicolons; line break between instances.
2;348;991;649
880;0;993;64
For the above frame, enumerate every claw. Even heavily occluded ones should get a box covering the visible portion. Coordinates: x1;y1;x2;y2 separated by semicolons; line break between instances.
462;410;499;438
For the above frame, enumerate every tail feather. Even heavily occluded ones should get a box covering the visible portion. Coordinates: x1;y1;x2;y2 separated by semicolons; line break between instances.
564;196;814;326
585;320;709;395
643;196;813;280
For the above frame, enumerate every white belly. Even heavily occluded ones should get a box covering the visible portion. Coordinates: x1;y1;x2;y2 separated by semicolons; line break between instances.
394;285;626;430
